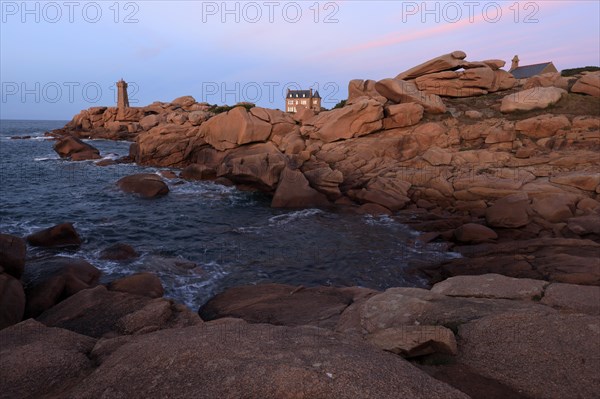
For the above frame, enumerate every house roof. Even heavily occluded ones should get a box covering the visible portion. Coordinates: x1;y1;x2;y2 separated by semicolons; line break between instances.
287;90;321;99
510;62;554;79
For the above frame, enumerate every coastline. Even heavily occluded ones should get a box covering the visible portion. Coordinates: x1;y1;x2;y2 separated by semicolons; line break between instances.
2;53;599;398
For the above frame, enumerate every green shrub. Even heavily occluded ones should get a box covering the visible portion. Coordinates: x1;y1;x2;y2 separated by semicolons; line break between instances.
561;66;600;77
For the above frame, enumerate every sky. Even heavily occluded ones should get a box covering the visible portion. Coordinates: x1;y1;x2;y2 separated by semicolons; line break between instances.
1;0;599;120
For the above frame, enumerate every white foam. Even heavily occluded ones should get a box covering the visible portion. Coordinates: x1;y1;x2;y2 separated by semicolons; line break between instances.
34;155;59;161
268;209;323;226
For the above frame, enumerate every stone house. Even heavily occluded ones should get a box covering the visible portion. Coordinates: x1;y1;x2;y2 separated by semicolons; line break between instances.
286;89;321;113
509;55;558;79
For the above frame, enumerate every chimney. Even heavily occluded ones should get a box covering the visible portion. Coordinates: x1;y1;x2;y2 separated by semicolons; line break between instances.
510;55;519;71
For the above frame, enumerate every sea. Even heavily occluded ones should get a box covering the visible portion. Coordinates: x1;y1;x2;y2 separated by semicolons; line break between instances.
0;119;458;310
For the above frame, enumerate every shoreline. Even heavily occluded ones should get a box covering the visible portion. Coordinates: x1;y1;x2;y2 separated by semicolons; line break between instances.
2;52;599;398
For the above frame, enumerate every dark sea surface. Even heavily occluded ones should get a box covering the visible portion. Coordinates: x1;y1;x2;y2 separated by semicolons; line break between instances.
0;119;459;309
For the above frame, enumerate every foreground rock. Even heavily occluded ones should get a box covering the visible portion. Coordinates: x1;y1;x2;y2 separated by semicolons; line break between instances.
116;173;169;198
66;321;468;399
26;222;82;248
0;319;96;399
457;310;599;399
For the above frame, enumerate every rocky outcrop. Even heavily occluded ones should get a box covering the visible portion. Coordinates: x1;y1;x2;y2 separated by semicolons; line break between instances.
271;168;330;208
117;174;169;198
201;106;272;150
53;135;101;160
571;71;600;97
26;222;82;248
396;50;467;80
309;98;384;143
375;78;447;113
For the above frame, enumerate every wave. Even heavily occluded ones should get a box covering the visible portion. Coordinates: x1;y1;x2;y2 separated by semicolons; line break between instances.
34;155;60;161
268;209;323;226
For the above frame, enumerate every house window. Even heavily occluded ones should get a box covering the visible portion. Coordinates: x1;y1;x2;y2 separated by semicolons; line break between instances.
301;100;307;105
288;100;293;105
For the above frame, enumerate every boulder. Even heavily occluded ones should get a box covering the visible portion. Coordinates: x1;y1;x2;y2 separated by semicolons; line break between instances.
541;283;600;315
0;273;25;330
457;311;600;399
0;319;96;399
383;103;424;129
500;87;566;113
24;257;101;318
396;50;467;80
431;274;547;300
422;146;452;166
531;194;575;223
453;223;498;243
53;135;101;160
490;69;517;92
310;98;383;143
347;79;387;104
99;243;139;261
138;114;160;130
26;222;82;248
375;79;447;114
180;163;216;180
198;283;366;329
514;114;571;139
37;285;200;338
523;72;572;91
352;176;411;211
117;173;169;198
415;67;496;97
302;165;344;199
0;234;26;278
200;106;272;151
348;287;548;335
485;193;531;228
171;95;196;107
571;71;600;97
367;325;458;358
217;142;287;191
188;110;212;125
567;215;600;235
64;321;470;399
108;272;164;298
271;168;330;209
132;124;198;167
550;171;600;191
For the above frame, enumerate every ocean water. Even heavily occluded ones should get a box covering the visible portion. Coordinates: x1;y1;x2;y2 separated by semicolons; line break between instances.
0;119;457;310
